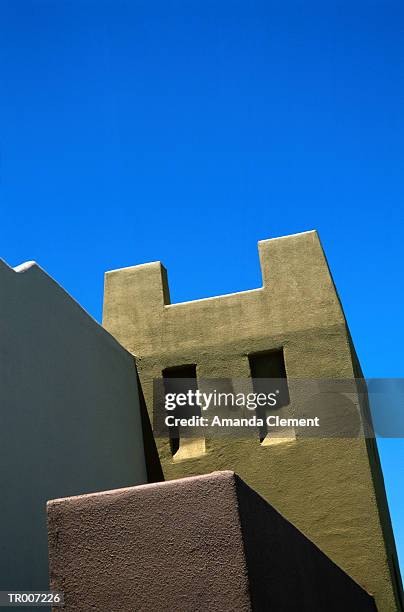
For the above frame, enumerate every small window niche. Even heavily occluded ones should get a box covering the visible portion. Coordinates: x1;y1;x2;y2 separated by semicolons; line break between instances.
248;348;291;443
162;364;204;460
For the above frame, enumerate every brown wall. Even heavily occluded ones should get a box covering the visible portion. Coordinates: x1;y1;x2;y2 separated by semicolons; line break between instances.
47;471;377;612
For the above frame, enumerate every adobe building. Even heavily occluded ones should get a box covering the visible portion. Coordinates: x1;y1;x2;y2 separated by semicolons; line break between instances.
0;259;162;595
103;230;403;611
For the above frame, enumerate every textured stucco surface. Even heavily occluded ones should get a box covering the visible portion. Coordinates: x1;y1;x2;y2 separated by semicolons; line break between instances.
103;230;403;611
47;471;376;611
0;259;156;594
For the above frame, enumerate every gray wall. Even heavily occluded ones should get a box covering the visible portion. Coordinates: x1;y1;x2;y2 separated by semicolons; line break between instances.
0;259;149;592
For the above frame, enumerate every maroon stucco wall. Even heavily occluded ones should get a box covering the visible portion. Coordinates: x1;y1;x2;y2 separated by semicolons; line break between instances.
47;471;376;611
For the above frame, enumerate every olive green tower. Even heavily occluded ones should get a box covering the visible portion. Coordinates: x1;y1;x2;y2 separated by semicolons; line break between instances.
103;230;402;611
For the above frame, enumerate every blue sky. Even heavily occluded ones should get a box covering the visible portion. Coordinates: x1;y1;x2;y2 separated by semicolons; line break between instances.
0;0;403;571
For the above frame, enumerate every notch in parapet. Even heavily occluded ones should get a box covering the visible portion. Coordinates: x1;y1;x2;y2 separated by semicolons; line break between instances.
102;230;343;341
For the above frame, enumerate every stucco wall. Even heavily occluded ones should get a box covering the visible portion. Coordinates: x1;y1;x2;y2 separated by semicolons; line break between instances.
47;471;377;612
103;230;402;611
0;259;151;593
